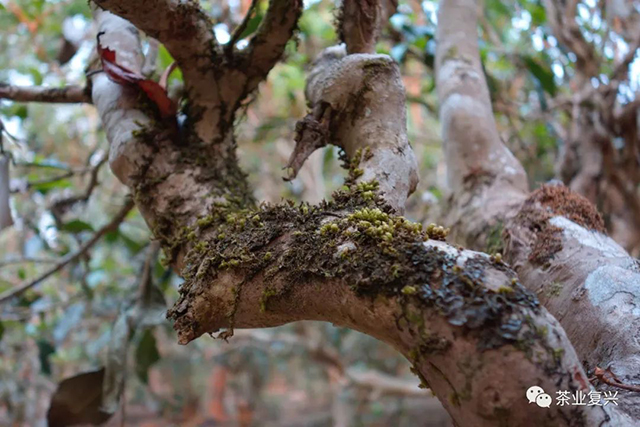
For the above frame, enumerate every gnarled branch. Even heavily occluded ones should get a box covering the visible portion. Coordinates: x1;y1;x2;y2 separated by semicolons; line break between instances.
436;0;640;419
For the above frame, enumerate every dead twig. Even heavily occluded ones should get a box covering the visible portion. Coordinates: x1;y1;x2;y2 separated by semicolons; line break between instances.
0;197;135;303
592;366;640;393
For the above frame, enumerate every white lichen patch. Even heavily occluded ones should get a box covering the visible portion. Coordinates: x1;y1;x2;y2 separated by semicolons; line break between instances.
335;242;356;258
584;265;640;317
549;216;628;259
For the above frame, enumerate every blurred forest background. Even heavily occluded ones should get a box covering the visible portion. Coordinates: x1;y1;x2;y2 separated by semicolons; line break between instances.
0;0;639;425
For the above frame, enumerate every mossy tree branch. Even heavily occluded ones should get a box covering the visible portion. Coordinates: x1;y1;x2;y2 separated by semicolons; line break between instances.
88;2;634;426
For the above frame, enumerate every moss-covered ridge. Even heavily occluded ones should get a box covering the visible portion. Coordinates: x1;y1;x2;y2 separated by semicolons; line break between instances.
167;174;540;356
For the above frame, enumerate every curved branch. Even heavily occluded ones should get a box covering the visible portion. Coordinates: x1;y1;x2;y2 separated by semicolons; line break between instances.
0;198;134;303
94;0;221;138
0;83;91;103
435;0;640;418
228;0;303;104
168;213;627;426
435;0;529;248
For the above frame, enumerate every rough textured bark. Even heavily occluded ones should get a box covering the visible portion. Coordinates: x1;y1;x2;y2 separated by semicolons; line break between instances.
546;0;640;254
436;0;640;419
339;0;398;54
0;83;90;103
4;0;637;424
87;2;636;424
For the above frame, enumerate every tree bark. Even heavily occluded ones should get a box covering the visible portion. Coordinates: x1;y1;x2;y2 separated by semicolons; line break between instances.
436;0;640;419
4;0;637;424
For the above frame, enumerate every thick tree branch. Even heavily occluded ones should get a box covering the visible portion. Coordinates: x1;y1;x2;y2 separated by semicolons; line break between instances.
237;0;303;96
435;0;528;248
168;219;627;425
89;5;634;425
339;0;397;54
436;0;640;419
93;0;222;142
0;83;91;103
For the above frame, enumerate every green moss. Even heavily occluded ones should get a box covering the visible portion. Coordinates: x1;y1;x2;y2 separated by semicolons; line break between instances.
485;221;504;255
544;281;563;298
260;287;279;312
401;285;417;295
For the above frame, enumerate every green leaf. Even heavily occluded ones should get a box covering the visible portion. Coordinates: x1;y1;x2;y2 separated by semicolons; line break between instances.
37;339;56;376
522;56;557;96
0;322;4;342
31;178;72;194
28;67;43;85
2;104;28;119
238;9;264;40
135;329;160;383
59;220;94;233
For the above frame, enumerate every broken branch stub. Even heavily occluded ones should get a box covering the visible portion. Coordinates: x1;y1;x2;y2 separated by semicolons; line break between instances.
288;45;419;213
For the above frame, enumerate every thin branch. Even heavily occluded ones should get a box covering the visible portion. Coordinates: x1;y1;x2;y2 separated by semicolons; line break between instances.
11;171;74;193
238;0;303;95
594;367;640;393
0;83;91;103
0;198;134;303
226;0;260;55
50;155;108;214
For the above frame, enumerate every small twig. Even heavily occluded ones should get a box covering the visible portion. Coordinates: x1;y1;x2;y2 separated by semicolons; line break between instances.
594;366;640;393
0;83;91;104
49;155;108;214
10;171;74;193
226;0;260;54
0;198;134;303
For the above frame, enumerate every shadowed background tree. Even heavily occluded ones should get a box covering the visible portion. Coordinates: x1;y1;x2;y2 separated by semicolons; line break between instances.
0;0;639;426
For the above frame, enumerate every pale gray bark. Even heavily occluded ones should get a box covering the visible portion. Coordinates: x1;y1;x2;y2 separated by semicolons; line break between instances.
436;0;640;420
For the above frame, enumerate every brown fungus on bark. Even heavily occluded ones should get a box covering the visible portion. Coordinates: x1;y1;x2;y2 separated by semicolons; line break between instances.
511;184;606;266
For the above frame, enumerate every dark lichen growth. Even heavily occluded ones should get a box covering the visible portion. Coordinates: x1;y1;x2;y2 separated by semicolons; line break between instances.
169;171;539;355
514;184;605;266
